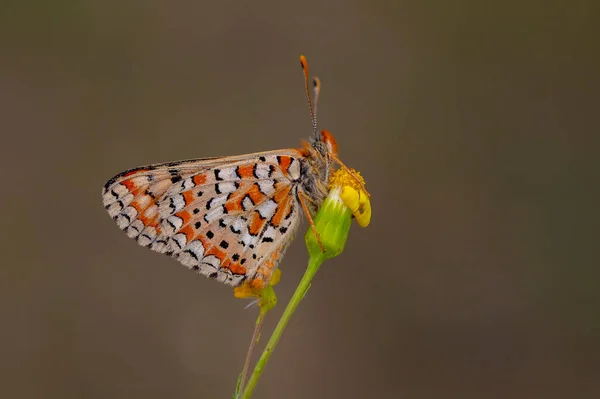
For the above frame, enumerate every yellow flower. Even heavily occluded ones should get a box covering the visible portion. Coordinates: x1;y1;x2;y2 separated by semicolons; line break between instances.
233;269;281;311
305;167;371;259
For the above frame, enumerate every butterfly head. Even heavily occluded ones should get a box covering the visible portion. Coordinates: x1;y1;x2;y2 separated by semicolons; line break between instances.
320;130;338;156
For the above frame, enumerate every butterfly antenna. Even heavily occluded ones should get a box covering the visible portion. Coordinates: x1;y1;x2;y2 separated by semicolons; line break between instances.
300;55;319;138
312;76;321;124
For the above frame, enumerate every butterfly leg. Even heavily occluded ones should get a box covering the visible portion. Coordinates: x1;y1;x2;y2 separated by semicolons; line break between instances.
298;191;325;252
328;152;370;198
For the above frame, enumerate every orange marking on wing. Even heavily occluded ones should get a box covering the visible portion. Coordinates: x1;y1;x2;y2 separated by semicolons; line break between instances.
138;214;159;228
225;196;243;213
205;245;226;263
197;235;210;248
278;156;292;175
227;262;247;275
247;183;265;204
175;210;192;226
248;212;267;236
256;250;280;283
130;196;158;227
237;165;255;179
183;190;195;205
129;199;145;214
122;179;143;196
270;200;289;227
251;276;266;289
193;173;207;186
179;224;195;241
273;185;291;204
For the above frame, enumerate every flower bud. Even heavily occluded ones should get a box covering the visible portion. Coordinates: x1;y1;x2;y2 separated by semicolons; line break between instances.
305;168;371;259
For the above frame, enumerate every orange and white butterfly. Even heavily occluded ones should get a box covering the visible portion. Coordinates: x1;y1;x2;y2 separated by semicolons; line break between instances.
102;56;343;290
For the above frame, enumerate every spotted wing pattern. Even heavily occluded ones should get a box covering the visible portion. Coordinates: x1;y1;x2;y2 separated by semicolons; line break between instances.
102;150;305;288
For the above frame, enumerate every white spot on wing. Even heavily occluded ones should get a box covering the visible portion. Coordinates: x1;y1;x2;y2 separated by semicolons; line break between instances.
150;235;169;253
287;159;301;180
184;240;205;261
217;167;239;180
130;176;151;187
126;219;144;238
257;200;277;219
229;274;245;286
214;270;229;283
116;206;138;229
201;255;221;271
164;215;184;234
257;180;275;195
135;194;151;209
137;226;157;247
216;182;237;194
178;239;205;268
242;196;254;211
209;194;228;209
204;206;225;223
255;163;271;179
120;193;134;209
182;177;196;191
112;184;129;197
144;204;158;219
159;194;185;218
262;225;276;242
231;217;246;234
107;202;123;218
241;231;257;249
169;233;188;253
172;194;185;212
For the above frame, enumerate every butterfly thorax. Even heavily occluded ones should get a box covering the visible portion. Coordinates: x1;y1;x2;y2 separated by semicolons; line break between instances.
297;131;338;215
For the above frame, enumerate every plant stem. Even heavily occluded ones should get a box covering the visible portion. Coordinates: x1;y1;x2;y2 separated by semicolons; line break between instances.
236;308;267;397
239;252;325;399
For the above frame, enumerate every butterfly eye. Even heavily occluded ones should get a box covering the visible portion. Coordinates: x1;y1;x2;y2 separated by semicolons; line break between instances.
320;130;338;155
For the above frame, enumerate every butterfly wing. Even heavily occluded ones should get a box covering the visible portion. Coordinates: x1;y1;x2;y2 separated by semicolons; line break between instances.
102;150;305;287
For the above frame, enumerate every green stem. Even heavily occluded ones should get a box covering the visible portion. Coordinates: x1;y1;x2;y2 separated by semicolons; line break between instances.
239;252;326;399
236;309;267;397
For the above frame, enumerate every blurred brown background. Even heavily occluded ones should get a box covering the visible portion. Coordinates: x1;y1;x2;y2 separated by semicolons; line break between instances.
1;1;598;398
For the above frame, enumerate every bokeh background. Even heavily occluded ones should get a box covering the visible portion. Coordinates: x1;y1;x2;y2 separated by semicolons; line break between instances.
1;1;598;398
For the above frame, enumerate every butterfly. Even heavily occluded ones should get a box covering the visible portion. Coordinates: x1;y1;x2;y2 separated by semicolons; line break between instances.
102;56;352;290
